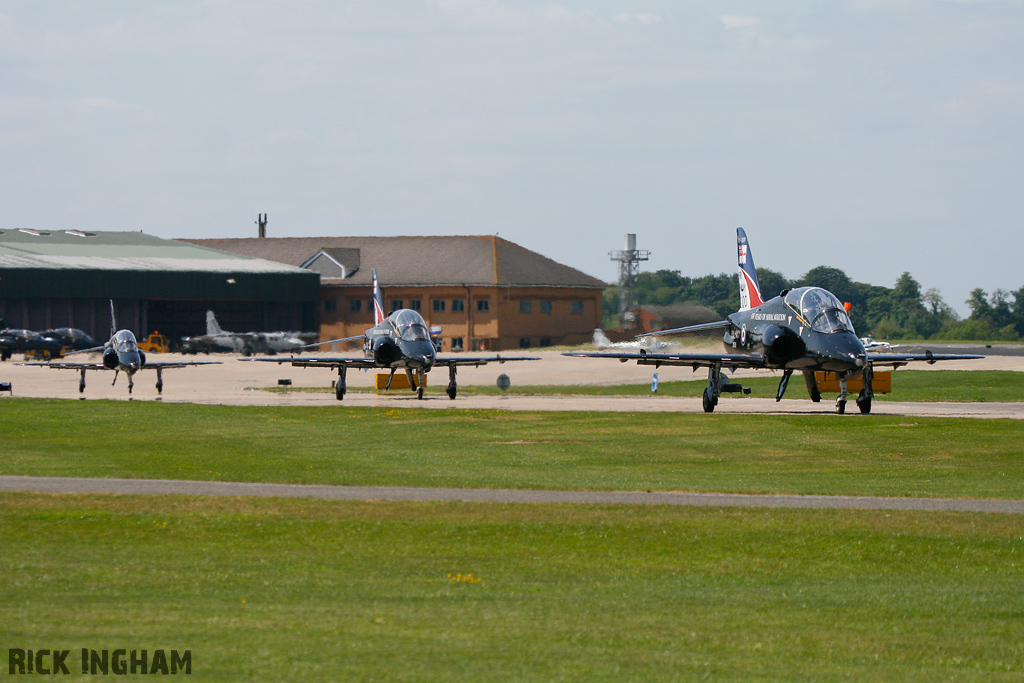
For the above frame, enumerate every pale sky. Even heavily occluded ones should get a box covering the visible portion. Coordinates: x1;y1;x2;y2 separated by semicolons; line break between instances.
3;1;1022;315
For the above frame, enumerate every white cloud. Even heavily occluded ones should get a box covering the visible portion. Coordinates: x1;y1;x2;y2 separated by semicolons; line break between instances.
719;15;759;29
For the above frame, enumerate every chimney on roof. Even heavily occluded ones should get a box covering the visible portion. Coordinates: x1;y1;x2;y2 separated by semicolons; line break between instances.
256;213;268;238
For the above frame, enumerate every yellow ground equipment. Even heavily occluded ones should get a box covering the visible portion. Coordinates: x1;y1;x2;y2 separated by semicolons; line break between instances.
375;372;427;390
814;371;891;394
138;333;170;354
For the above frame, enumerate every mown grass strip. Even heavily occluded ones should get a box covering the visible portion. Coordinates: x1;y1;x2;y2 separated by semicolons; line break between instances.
1;398;1022;499
1;493;1021;682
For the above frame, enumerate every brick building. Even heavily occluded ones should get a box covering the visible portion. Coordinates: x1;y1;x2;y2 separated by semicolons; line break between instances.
185;236;606;351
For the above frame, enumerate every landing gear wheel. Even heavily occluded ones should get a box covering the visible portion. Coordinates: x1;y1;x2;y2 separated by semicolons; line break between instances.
335;381;345;401
702;388;716;413
446;385;457;400
417;385;424;400
836;399;846;415
857;390;871;414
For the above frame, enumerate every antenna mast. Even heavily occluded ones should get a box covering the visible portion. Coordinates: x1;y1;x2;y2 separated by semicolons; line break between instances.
609;233;650;330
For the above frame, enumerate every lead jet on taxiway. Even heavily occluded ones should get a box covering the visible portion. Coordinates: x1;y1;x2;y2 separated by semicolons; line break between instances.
17;302;220;396
243;269;538;400
565;228;983;414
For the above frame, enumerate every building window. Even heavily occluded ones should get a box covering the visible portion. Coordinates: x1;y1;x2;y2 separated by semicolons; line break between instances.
541;300;552;314
451;337;464;351
476;299;490;312
324;299;337;313
433;299;446;312
452;299;465;312
349;299;362;313
519;337;531;349
540;338;552;347
390;300;402;312
409;299;422;311
571;301;583;314
519;300;531;313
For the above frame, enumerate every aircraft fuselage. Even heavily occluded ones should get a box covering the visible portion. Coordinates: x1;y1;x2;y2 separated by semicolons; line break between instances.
362;309;437;370
720;287;868;373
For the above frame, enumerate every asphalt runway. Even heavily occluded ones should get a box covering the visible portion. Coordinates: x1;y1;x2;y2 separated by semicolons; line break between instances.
2;476;1021;514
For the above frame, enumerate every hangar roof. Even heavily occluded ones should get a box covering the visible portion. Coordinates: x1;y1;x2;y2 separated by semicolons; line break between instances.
184;235;607;289
0;229;306;275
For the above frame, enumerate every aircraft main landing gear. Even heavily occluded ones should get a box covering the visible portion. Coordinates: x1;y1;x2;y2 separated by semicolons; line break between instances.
856;364;873;414
446;365;457;400
335;365;347;401
702;363;722;413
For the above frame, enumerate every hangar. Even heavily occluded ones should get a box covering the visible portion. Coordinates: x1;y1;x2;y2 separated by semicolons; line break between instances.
186;235;606;351
0;229;320;344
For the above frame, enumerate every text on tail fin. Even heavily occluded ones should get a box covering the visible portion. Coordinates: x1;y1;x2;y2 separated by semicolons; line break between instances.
736;227;764;310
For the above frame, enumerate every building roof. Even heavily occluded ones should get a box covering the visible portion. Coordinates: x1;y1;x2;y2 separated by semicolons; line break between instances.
183;235;607;289
0;229;307;275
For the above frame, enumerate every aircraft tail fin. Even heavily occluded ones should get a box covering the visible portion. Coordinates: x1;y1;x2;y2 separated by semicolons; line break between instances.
372;268;385;325
736;227;764;310
592;329;612;349
206;310;224;336
109;300;117;337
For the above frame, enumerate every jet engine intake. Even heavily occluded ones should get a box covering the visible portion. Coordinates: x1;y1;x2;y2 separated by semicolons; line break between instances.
372;338;402;366
102;348;119;369
759;325;806;366
138;350;146;367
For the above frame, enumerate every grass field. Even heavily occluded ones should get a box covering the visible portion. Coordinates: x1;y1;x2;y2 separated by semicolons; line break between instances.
1;398;1023;498
3;398;1023;680
273;369;1024;403
2;493;1022;682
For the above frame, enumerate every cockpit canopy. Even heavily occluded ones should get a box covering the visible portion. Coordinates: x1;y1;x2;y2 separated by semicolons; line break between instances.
784;287;855;334
391;309;431;342
113;330;139;353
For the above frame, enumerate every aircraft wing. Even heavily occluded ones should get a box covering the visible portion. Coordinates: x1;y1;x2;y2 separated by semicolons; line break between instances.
136;360;223;369
563;351;767;370
16;361;107;370
239;356;379;369
865;351;984;368
635;320;732;338
16;360;222;370
434;355;541;368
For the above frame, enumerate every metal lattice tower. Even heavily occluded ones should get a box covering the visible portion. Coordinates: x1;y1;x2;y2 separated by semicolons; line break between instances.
609;234;650;330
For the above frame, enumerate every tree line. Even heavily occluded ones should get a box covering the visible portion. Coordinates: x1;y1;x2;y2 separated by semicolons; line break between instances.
603;266;1024;341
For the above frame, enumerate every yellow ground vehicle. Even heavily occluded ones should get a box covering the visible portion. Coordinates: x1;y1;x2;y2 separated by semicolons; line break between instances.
137;333;170;354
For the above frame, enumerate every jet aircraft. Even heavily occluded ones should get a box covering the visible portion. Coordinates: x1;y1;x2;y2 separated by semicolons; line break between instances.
565;228;983;414
244;269;539;400
181;310;312;356
0;328;63;361
17;302;220;395
40;328;98;353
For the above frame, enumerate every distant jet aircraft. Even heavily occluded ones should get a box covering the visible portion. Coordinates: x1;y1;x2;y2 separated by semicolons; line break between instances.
565;228;983;414
181;311;310;356
0;328;63;361
40;328;98;353
244;269;539;400
17;302;220;396
593;328;672;351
